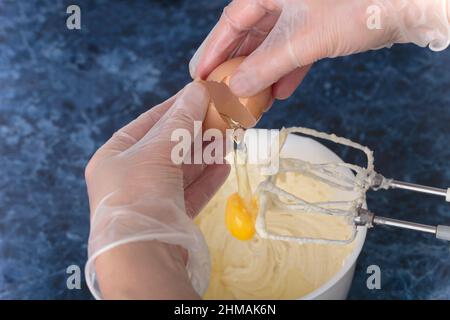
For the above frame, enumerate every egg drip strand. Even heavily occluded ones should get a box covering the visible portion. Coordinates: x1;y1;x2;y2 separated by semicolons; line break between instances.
224;130;259;240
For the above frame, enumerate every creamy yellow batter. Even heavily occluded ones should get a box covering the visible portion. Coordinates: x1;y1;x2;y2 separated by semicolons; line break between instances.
195;164;356;300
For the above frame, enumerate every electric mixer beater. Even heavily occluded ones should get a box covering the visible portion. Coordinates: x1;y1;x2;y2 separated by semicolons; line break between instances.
252;127;450;244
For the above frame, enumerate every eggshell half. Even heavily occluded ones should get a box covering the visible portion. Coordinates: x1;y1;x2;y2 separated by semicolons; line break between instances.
202;57;272;132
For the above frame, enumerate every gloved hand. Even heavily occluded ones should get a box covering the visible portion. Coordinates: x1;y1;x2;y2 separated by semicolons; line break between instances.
190;0;450;99
84;82;230;299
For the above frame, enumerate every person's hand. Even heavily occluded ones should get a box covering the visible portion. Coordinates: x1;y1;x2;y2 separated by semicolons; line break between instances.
84;82;230;299
190;0;450;99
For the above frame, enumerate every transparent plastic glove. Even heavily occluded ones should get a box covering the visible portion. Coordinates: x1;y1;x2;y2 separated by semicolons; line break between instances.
84;82;230;299
190;0;450;99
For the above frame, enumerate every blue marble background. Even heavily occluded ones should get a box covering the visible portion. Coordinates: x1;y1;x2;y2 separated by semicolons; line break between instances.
0;0;449;300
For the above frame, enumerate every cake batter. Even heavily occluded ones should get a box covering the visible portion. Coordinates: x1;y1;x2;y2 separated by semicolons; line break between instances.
196;163;356;299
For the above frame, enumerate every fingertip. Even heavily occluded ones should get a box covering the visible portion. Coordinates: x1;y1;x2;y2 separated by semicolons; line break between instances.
183;82;210;106
273;84;294;100
167;82;211;125
273;65;312;100
189;38;209;79
189;59;198;79
189;51;208;80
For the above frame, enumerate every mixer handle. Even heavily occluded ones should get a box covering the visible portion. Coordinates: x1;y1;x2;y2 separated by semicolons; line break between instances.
436;225;450;241
355;208;450;242
372;174;450;202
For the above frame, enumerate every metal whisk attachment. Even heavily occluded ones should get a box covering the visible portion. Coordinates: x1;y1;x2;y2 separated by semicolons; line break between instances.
255;127;450;245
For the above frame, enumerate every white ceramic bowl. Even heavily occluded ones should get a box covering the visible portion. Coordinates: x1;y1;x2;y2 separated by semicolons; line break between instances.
250;130;367;300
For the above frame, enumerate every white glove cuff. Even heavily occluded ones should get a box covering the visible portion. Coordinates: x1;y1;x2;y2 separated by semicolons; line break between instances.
85;196;210;299
394;0;450;51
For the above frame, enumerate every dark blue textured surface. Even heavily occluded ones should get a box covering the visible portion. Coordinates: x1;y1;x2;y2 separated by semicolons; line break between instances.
0;0;449;299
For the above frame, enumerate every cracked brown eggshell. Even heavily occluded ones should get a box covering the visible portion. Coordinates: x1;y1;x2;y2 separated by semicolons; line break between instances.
202;57;272;132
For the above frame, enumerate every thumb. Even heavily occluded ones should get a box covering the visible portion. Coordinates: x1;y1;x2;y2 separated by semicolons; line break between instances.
159;81;210;141
120;82;211;173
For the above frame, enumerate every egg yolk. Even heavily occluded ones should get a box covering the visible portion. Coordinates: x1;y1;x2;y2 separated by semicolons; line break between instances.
225;192;259;240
